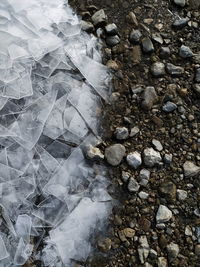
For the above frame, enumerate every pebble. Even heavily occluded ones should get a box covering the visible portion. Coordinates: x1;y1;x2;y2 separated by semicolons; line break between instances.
105;144;126;166
163;154;173;164
151;62;165;77
172;18;189;29
179;45;193;58
195;68;200;83
129;29;142;44
126;151;142;169
128;177;140;192
193;83;200;96
162;101;177;112
81;20;94;32
105;23;118;35
130;126;140;137
156;205;172;223
91;9;107;26
174;0;186;7
177;189;187;200
143;147;162;167
138;191;149;199
138;235;150;264
166;63;184;77
152;139;163;151
139;169;151;180
141;86;158;110
121;171;130;182
152;33;163;44
123;228;135;238
167;242;179;260
106;60;119;70
97;238;112;252
142;37;154;53
115;127;129;140
158;257;167;267
183;161;200;177
160;47;171;59
106;35;120;47
159;181;177;201
86;145;104;160
195;244;200;256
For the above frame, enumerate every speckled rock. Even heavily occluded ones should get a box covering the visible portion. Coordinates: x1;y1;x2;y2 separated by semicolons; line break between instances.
183;161;200;177
156;205;172;223
126;151;142;169
143;148;162;167
105;144;126;166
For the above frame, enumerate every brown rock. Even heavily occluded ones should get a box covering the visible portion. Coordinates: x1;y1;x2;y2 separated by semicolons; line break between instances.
138;217;151;231
131;46;142;63
159;181;177;202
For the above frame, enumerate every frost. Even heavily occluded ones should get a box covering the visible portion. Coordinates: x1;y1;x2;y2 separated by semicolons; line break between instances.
0;0;112;266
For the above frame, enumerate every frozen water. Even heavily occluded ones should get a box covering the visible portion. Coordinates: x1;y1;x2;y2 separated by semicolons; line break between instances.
0;0;112;266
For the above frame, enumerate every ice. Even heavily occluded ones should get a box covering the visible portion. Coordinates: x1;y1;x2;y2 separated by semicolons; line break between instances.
0;0;112;266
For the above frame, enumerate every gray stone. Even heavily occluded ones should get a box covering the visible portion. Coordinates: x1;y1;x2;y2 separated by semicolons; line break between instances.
166;63;184;77
141;86;158;110
130;29;142;44
97;238;112;252
138;191;149;199
158;257;167;267
130;126;140;137
179;45;193;58
105;144;126;166
105;23;118;35
142;37;154;53
195;244;200;256
177;189;187;200
126;151;142;169
138;236;150;264
152;139;163;151
81;20;94;32
164;154;173;164
183;161;200;177
156;205;172;223
106;35;120;47
167;243;179;260
86;145;104;160
172;18;189;29
121;171;130;182
160;47;171;59
115;127;129;140
174;0;186;7
193;84;200;96
143;148;162;167
195;68;200;83
152;33;163;44
151;62;165;77
139;169;150;180
128;177;140;192
162;101;177;112
91;9;107;26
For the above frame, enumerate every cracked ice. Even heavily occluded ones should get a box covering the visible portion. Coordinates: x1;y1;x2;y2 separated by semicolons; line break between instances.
0;0;112;266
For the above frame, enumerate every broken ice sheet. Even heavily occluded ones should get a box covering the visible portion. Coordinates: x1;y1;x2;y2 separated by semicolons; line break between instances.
0;234;9;260
14;238;33;265
15;215;32;243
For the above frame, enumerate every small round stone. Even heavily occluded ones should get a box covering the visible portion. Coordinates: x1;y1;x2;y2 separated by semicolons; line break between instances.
126;151;142;169
115;127;129;140
162;101;177;113
105;144;126;166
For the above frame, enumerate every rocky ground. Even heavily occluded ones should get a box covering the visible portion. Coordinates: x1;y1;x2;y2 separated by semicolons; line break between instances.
68;0;200;266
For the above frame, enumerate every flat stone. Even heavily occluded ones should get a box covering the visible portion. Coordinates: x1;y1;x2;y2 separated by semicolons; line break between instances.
162;101;177;112
106;35;120;47
183;161;200;177
152;139;163;151
141;86;158;110
143;147;162;167
91;9;107;26
151;62;165;77
130;29;142;44
156;205;172;223
130;126;140;137
105;23;118;35
177;189;188;200
126;151;142;169
105;144;126;166
179;45;193;58
172;18;189;29
160;47;171;59
152;33;163;44
115;127;129;140
166;63;184;77
128;177;140;192
174;0;186;7
142;37;154;53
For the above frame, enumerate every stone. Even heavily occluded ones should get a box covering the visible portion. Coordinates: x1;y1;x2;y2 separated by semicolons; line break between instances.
86;145;104;160
141;86;158;110
142;37;154;53
81;20;94;32
177;189;187;200
105;144;126;166
185;225;192;236
166;63;184;76
91;9;107;26
174;0;186;7
193;84;200;96
163;154;173;164
162;101;177;112
183;161;200;177
156;205;172;223
106;60;119;70
130;29;142;44
138;236;150;264
115;127;129;140
195;244;200;256
121;171;130;182
123;228;135;238
105;23;118;35
143;148;162;167
179;45;193;58
159;181;177;201
151;62;165;77
128;177;140;192
127;12;138;26
106;35;120;47
160;47;171;59
152;33;163;44
130;126;140;137
172;18;189;29
139;191;149;199
167;242;179;260
152;139;163;151
158;257;168;267
195;68;200;83
131;45;142;63
126;152;142;169
97;238;112;252
139;169;150;180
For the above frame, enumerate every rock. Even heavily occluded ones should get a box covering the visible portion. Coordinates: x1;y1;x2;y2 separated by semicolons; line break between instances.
193;84;200;96
167;242;179;260
162;101;177;112
149;249;158;259
156;205;172;223
179;45;193;58
91;9;107;26
118;230;127;242
177;189;188;200
121;171;130;182
172;18;189;29
142;37;154;53
131;45;142;63
141;86;158;110
81;20;94;32
115;127;129;140
185;225;192;236
128;177;140;192
114;215;123;226
195;244;200;256
138;236;150;264
163;154;173;164
127;12;138;26
86;145;104;160
139;191;149;199
105;23;118;35
158;257;168;267
139;169;151;180
143;148;162;167
130;126;140;137
174;0;186;7
195;68;200;83
123;228;135;238
183;161;200;177
151;62;165;77
152;139;163;151
130;29;142;44
106;60;119;70
126;151;142;169
159;181;177;201
166;63;184;77
97;238;112;252
160;47;171;59
105;144;126;166
152;33;163;44
106;35;120;47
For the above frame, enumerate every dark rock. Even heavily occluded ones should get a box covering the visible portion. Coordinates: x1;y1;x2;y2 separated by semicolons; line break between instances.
105;23;118;35
162;101;177;112
130;29;142;44
91;9;107;26
160;47;171;59
106;35;120;47
151;62;165;77
179;45;193;58
166;63;184;77
174;0;186;7
142;37;154;53
172;18;189;29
